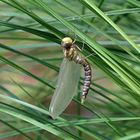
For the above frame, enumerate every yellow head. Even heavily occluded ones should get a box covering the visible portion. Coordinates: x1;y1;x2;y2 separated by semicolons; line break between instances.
61;37;73;49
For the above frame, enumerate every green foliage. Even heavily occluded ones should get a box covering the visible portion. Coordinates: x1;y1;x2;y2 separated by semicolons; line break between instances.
0;0;140;139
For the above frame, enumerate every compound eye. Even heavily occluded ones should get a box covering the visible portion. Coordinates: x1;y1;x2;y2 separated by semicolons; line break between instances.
62;37;73;43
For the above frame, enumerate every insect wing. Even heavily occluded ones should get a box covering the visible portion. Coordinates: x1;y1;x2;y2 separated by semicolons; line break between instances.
49;58;80;119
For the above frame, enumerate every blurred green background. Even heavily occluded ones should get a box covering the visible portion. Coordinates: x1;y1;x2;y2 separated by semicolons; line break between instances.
0;0;140;140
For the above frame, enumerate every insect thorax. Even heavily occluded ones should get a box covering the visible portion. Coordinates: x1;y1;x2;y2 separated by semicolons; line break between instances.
63;47;78;61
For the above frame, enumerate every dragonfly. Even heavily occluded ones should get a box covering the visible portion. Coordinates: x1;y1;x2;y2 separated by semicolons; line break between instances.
49;37;92;119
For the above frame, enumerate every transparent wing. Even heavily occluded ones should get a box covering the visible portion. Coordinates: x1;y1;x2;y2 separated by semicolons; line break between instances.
49;58;80;119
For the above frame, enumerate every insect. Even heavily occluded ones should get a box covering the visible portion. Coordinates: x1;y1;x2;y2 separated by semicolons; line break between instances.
49;37;92;119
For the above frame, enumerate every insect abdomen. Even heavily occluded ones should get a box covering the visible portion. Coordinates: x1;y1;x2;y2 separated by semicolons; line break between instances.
75;55;92;103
